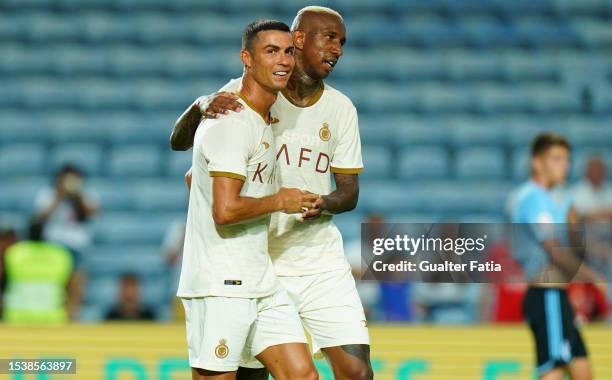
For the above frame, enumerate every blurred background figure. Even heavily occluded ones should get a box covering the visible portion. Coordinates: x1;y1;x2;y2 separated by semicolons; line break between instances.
105;273;155;321
2;219;77;324
0;226;18;317
35;164;99;256
34;164;96;320
161;220;185;320
572;156;612;222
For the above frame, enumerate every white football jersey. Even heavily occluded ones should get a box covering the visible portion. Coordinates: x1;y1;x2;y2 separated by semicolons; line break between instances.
177;95;279;298
219;78;364;276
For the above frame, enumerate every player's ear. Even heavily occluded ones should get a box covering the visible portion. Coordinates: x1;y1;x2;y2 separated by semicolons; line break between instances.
240;49;252;69
292;30;305;50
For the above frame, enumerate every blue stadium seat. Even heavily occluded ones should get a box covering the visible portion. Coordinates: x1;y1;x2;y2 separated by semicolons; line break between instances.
0;144;46;176
86;179;132;212
49;45;108;76
358;116;397;146
92;214;173;244
455;147;507;180
387;52;444;81
393;119;450;147
475;85;529;114
83;245;166;277
0;112;48;143
49;144;105;176
24;13;79;43
84;276;118;310
409;181;511;214
131;180;188;212
420;85;475;114
332;212;364;242
357;181;417;213
566;120;612;148
0;177;49;213
450;118;507;147
43;112;107;144
360;146;393;180
108;145;162;177
502;52;559;82
445;51;502;81
166;151;193;178
0;44;50;76
106;46;164;77
572;19;612;48
398;147;450;180
511;148;530;181
77;13;134;43
106;113;173;145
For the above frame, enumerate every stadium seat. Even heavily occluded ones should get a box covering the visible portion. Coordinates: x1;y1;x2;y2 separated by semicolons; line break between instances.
43;112;107;144
166;151;193;178
131;180;188;212
393;119;450;147
455;147;507;180
86;178;132;212
358;181;418;213
0;112;48;143
0;177;49;213
409;181;511;214
511;147;531;181
83;245;166;277
92;214;174;245
398;147;450;180
360;146;393;180
49;144;105;176
358;116;397;146
108;145;162;177
449;118;507;147
0;144;46;176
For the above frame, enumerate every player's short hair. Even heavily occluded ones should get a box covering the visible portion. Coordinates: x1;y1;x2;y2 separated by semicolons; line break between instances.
242;20;291;53
531;132;571;157
291;6;343;31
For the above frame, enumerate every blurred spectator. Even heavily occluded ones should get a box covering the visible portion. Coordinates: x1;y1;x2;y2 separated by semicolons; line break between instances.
572;156;612;222
35;164;99;260
344;214;382;320
2;220;77;324
161;220;185;320
479;241;527;322
105;273;155;321
0;227;18;316
567;283;609;324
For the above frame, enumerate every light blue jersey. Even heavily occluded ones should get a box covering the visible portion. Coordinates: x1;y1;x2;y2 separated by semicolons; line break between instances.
510;181;573;279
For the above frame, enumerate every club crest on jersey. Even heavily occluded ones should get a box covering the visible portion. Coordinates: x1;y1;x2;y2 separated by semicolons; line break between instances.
271;116;280;124
215;339;229;359
262;141;270;150
319;122;331;141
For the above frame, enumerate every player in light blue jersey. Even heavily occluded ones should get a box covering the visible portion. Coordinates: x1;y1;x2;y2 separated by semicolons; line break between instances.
511;133;606;380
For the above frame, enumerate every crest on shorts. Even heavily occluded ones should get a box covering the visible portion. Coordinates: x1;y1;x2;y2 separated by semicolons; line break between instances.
215;339;229;359
319;122;331;141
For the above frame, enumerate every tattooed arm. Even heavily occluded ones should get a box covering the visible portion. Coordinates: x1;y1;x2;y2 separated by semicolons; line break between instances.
169;93;244;151
169;100;203;151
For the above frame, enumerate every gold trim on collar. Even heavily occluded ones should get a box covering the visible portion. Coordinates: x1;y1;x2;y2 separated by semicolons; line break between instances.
236;91;269;123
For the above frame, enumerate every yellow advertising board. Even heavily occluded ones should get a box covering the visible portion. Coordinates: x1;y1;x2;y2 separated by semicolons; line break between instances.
0;324;611;380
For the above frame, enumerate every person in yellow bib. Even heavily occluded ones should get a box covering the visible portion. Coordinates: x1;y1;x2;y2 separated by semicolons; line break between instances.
2;220;77;324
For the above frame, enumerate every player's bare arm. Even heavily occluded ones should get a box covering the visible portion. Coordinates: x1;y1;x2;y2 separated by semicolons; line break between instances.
212;176;318;225
302;173;358;219
170;93;243;151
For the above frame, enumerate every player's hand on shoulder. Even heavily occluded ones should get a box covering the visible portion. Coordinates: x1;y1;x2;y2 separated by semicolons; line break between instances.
276;188;319;214
200;92;243;119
